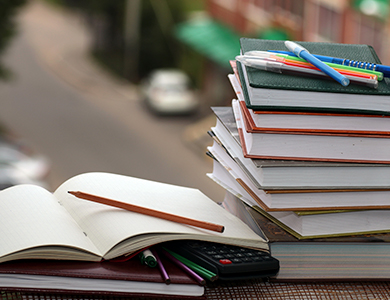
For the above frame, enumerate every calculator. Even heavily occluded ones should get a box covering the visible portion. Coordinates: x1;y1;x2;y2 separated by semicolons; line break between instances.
168;240;279;280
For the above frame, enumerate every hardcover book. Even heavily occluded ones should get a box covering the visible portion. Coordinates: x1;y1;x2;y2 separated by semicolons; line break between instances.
0;258;204;298
233;99;390;164
211;105;390;189
238;38;390;115
208;138;390;211
222;191;390;281
228;68;390;136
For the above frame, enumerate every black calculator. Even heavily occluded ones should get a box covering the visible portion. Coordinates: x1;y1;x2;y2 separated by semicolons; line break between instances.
168;240;279;281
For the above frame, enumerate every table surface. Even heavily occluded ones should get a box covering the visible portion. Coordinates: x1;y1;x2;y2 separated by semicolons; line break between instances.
3;280;390;300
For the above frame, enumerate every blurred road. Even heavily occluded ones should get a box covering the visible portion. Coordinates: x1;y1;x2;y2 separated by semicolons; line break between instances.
0;1;224;201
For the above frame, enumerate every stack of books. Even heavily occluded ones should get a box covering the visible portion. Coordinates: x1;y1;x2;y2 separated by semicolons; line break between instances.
206;38;390;280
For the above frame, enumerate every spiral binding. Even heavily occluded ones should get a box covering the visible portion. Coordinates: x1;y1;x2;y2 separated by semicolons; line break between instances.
343;59;377;71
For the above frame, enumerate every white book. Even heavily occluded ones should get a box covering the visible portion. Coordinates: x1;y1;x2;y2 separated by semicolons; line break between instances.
208;139;390;211
207;159;390;238
233;99;390;163
211;106;390;189
228;73;390;135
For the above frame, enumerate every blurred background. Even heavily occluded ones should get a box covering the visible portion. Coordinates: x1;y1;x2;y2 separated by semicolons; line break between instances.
0;0;387;201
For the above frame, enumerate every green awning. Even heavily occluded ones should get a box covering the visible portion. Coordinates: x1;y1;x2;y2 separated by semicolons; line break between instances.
354;0;389;19
175;18;241;68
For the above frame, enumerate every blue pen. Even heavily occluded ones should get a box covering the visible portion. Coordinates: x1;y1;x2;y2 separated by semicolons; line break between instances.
269;49;390;78
284;41;350;86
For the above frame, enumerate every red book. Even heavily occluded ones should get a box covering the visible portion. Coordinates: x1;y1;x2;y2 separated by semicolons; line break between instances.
0;258;204;299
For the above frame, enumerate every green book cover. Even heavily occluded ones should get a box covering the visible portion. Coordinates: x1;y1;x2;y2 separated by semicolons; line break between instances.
238;38;390;114
240;38;387;93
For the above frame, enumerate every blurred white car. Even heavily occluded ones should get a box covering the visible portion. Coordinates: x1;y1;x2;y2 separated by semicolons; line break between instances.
141;69;199;115
0;137;50;190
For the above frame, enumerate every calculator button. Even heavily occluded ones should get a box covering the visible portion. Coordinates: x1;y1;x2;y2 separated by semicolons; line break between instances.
252;256;264;261
242;257;253;262
219;259;232;264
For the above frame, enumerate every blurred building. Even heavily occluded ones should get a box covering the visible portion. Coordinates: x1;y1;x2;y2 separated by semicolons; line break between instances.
175;0;390;106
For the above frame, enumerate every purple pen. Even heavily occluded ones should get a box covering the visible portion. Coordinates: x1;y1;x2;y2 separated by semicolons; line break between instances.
151;248;171;285
161;248;206;286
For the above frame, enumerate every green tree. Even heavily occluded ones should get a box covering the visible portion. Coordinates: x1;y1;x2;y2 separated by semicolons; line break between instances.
0;0;27;79
61;0;198;82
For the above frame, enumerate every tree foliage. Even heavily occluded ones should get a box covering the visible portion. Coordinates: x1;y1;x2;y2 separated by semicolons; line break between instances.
61;0;190;82
0;0;27;79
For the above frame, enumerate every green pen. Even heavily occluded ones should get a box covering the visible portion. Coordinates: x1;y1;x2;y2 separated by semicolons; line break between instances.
245;50;384;80
163;247;218;281
275;53;384;81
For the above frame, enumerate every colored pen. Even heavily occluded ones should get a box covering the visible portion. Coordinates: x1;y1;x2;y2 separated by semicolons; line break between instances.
269;49;390;78
163;247;218;282
244;51;383;80
151;248;171;285
161;248;206;286
285;41;349;86
245;51;381;80
282;56;382;80
236;55;378;89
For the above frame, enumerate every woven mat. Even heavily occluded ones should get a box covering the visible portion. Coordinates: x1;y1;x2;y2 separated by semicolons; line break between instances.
2;281;390;300
206;280;390;299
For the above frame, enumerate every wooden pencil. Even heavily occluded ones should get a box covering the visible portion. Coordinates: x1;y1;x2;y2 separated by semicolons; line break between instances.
68;191;225;233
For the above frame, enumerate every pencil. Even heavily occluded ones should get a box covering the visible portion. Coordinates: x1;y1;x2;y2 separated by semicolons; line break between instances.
68;191;225;233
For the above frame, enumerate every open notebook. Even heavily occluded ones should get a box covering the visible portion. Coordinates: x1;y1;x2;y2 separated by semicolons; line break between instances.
0;172;268;263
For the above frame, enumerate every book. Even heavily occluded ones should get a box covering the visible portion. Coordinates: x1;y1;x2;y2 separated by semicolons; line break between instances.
208;138;390;211
229;72;390;136
211;105;390;190
238;38;390;115
0;258;204;298
222;191;390;280
0;172;268;264
208;157;390;238
233;99;390;164
242;102;390;136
